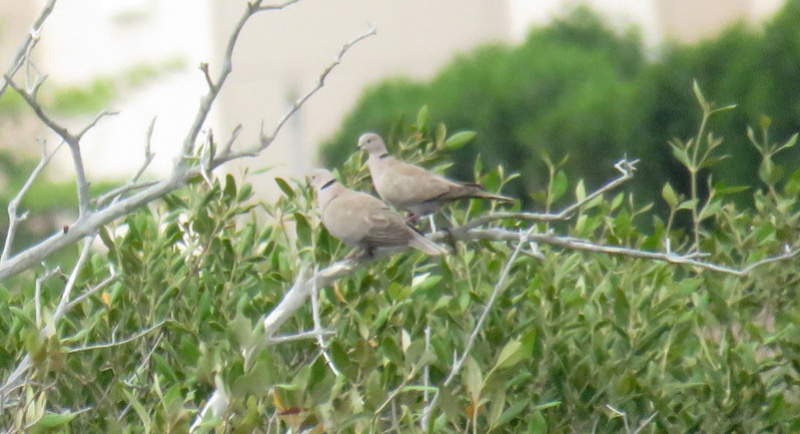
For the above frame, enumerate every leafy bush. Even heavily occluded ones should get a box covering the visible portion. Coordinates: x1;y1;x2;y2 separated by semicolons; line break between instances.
4;94;800;432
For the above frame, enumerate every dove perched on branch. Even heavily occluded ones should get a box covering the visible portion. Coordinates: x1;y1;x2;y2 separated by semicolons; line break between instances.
358;133;514;220
307;169;447;259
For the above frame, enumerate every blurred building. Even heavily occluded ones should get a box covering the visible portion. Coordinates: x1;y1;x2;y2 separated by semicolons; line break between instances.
0;0;786;192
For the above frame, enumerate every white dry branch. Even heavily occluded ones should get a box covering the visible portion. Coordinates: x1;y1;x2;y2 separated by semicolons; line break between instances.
0;0;376;420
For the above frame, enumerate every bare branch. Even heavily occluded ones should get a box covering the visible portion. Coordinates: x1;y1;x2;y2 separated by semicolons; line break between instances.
256;0;302;12
222;24;378;161
0;0;57;100
2;139;64;262
453;158;638;234
65;271;117;311
444;227;800;277
267;329;335;344
47;235;96;335
135;117;157;183
177;0;304;168
421;226;533;426
199;62;216;92
4;76;106;219
310;267;342;376
66;319;169;354
77;110;118;140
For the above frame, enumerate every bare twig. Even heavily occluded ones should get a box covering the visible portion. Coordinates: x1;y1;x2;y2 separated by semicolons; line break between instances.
2;139;64;262
66;319;169;354
34;266;62;328
310;266;342;376
65;271;117;311
0;0;56;100
421;227;533;427
177;0;304;167
134;117;157;183
4;76;109;219
267;329;335;344
47;235;96;335
452;158;638;234
444;228;800;277
256;0;302;12
220;24;377;161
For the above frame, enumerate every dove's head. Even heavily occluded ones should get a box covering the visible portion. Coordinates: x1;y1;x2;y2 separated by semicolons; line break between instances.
357;133;389;157
306;168;340;209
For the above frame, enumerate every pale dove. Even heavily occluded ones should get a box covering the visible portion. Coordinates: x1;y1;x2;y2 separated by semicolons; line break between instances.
307;168;447;258
358;133;514;219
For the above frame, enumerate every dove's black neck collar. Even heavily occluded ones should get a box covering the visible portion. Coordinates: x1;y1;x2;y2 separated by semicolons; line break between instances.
320;179;336;190
378;152;390;159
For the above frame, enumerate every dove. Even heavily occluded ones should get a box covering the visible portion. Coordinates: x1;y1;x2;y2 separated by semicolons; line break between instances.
307;168;447;259
357;133;514;220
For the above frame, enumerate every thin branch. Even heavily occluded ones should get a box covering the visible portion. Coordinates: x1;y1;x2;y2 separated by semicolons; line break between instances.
134;117;157;183
95;181;159;208
256;0;302;12
221;24;377;161
310;267;341;376
2;139;64;262
48;235;96;333
0;0;56;100
65;271;117;311
421;227;533;427
199;63;216;92
4;76;107;219
220;124;243;158
452;158;638;234
445;227;800;277
77;110;118;140
66;319;169;354
177;0;304;168
267;329;335;344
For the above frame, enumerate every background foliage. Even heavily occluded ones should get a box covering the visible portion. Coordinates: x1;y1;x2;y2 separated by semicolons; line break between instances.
321;1;800;215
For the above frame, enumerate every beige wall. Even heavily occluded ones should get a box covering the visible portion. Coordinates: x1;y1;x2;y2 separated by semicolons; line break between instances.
656;0;750;43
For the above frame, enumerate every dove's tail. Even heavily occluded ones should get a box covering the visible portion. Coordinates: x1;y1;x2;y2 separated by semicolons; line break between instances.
409;234;448;256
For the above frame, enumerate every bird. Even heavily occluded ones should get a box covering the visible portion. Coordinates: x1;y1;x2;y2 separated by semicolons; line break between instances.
357;132;514;221
307;168;447;259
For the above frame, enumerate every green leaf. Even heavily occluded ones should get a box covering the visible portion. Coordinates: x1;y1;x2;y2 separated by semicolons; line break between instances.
550;171;568;203
778;133;799;153
692;79;707;109
575;179;586;202
443;131;477;150
669;142;691;168
661;183;678;208
416;105;429;131
463;356;482;403
526;410;546;434
434;123;447;149
698;200;723;222
274;177;295;199
493;399;529;428
677;199;698;211
493;329;535;371
33;412;77;428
